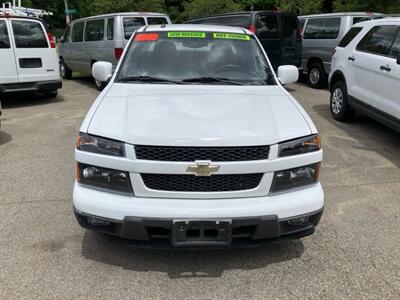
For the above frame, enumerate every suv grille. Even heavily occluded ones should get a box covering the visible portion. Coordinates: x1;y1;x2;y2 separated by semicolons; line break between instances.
135;145;270;161
141;173;263;192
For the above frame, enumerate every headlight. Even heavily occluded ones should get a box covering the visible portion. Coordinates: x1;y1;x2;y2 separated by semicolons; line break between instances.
76;133;125;157
77;163;133;194
278;135;320;157
270;163;320;193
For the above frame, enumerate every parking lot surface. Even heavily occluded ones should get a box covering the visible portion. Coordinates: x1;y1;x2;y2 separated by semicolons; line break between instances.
0;79;399;299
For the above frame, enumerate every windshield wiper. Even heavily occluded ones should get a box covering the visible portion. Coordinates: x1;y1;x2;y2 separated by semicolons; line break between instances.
118;76;184;84
182;77;243;85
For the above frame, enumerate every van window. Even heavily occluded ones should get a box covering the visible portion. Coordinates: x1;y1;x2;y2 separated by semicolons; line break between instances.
71;22;84;42
390;30;400;58
189;19;208;24
212;16;248;27
303;18;341;39
107;18;114;40
123;17;145;39
357;25;398;55
282;15;298;39
338;27;363;47
256;14;279;39
0;20;10;48
147;17;168;25
12;20;48;48
353;17;371;25
85;19;104;41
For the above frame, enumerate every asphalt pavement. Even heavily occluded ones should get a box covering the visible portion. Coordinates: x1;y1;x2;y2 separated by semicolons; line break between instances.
0;78;399;299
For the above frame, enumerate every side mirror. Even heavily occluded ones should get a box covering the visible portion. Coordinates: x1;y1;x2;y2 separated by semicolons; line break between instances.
277;65;299;85
92;61;113;83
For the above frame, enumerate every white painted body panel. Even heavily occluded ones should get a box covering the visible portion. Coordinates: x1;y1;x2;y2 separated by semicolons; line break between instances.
0;20;18;83
86;84;312;146
74;182;324;220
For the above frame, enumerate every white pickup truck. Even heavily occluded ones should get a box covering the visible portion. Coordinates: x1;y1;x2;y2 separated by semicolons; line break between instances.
73;24;324;248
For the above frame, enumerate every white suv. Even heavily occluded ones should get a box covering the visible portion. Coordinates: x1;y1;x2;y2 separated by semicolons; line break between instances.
329;18;400;131
74;25;324;248
0;16;61;96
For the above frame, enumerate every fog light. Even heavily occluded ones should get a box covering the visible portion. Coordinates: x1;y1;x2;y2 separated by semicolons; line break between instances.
87;216;110;226
288;216;310;226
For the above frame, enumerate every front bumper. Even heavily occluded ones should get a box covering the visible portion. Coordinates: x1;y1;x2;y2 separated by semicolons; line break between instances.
0;80;62;94
74;207;323;248
73;182;324;248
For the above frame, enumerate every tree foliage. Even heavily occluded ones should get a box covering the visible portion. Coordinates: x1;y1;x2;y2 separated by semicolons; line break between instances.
1;0;399;30
182;0;243;20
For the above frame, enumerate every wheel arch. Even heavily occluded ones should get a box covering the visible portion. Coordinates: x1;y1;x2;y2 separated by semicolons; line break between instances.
307;57;324;70
329;70;346;92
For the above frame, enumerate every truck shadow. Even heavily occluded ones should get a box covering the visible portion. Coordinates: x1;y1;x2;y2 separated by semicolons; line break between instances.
81;231;305;278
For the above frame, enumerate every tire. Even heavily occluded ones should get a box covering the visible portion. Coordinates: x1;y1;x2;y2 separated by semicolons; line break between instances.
307;62;327;89
43;90;58;99
94;78;106;91
330;81;355;122
60;60;72;80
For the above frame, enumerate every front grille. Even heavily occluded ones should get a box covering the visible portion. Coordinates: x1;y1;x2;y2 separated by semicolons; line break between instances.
135;145;270;161
141;173;263;192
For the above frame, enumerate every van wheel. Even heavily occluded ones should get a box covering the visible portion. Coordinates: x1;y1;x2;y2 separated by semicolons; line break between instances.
307;62;327;89
94;78;106;91
330;81;355;121
60;61;72;80
43;90;58;99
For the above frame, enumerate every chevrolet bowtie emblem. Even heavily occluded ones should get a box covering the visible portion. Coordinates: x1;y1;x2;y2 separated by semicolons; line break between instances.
186;161;220;176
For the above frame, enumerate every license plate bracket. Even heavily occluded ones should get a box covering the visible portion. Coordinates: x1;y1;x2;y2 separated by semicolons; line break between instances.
172;220;232;247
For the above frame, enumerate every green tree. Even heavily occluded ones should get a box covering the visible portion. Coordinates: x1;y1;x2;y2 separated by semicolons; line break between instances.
182;0;243;20
2;0;399;30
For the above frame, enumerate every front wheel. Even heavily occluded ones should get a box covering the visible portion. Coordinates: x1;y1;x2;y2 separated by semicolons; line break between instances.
60;60;72;80
94;78;106;91
330;81;355;121
43;90;58;99
307;62;327;89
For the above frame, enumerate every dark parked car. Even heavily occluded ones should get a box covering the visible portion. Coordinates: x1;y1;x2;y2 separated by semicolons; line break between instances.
186;11;302;69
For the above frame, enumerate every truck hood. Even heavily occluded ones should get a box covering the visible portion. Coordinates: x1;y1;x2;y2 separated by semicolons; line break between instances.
87;83;312;146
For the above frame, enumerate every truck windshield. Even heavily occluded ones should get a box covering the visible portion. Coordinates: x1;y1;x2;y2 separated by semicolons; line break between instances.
118;31;275;85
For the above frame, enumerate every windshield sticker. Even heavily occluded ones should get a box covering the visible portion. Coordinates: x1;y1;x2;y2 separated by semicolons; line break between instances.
167;32;206;38
213;33;250;41
135;33;159;42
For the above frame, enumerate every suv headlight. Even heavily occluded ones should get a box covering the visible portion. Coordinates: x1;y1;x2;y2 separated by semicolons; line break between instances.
76;133;125;157
270;163;321;193
77;163;133;194
278;135;320;157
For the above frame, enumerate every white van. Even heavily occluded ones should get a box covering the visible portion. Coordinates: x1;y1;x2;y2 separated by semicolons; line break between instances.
0;16;61;97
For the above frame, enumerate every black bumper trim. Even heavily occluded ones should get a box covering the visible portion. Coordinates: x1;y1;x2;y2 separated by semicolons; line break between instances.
74;207;323;249
0;80;62;94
